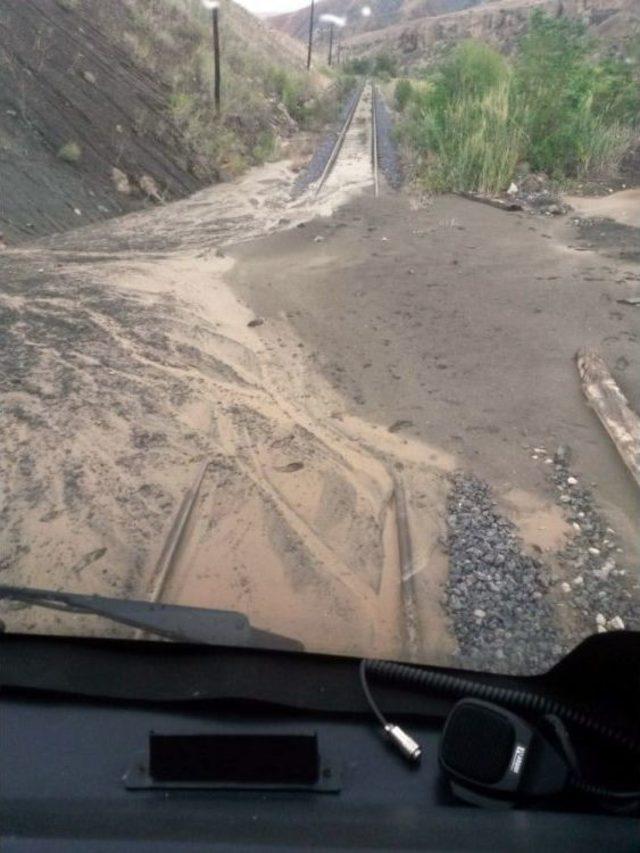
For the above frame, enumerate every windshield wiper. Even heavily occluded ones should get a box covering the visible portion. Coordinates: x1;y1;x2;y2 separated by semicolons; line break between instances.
0;585;304;652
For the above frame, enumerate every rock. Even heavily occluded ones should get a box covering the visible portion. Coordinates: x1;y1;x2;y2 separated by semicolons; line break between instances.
597;625;607;634
606;616;625;631
82;70;96;84
595;613;606;626
247;319;264;328
313;235;324;243
560;582;572;594
554;445;572;465
566;477;578;486
276;462;304;473
112;167;131;195
388;419;413;434
473;609;486;619
507;182;518;195
593;558;616;581
572;575;584;587
139;174;162;202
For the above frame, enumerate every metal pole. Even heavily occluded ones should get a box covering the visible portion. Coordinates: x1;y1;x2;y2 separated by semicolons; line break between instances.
336;28;342;66
212;7;221;115
328;23;334;67
306;0;315;71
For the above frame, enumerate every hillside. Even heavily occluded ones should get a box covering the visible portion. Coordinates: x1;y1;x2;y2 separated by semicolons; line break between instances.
270;0;640;68
0;0;308;244
271;0;484;41
345;0;639;68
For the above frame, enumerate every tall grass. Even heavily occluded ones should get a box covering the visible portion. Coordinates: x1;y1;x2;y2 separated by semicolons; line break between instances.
399;12;639;193
401;43;522;193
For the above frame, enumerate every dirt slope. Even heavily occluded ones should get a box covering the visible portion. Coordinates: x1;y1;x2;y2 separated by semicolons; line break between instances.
0;0;306;244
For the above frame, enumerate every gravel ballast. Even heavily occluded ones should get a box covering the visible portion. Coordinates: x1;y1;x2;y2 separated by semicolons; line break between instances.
547;448;640;641
373;87;403;190
445;457;640;676
445;472;562;675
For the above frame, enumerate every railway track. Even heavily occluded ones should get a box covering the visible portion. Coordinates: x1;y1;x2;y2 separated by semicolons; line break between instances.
314;81;381;199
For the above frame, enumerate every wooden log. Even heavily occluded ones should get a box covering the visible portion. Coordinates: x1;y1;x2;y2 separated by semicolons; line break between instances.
576;349;640;489
457;191;523;212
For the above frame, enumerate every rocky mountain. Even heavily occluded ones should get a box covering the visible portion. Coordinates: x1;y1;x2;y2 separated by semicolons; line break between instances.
270;0;639;69
271;0;484;41
0;0;306;243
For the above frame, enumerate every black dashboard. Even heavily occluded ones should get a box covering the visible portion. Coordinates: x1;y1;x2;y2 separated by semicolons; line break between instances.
2;633;639;851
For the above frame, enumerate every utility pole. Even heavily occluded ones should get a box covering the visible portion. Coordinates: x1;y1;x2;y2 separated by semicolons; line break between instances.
320;14;346;69
306;0;315;71
202;0;221;116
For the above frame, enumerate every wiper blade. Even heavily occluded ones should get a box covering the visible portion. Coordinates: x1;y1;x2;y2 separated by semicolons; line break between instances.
0;585;304;652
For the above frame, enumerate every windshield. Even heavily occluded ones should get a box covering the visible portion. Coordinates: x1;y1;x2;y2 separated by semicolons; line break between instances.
1;0;639;676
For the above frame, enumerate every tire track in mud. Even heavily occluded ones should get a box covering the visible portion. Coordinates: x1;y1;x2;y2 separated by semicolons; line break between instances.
140;293;456;662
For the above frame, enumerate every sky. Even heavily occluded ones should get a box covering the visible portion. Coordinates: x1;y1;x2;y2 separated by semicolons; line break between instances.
236;0;311;15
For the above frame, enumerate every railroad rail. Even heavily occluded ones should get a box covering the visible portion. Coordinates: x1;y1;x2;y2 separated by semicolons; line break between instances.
314;80;381;199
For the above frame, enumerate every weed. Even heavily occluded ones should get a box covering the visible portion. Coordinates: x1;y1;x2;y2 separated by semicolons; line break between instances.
394;79;414;112
252;129;278;164
400;14;639;192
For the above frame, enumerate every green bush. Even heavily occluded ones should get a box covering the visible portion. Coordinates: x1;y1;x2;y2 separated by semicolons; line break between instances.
400;43;522;193
264;66;320;126
344;52;398;79
591;55;640;128
343;57;371;76
400;13;637;192
57;141;82;163
394;79;414;112
252;129;278;164
372;52;398;79
514;9;628;177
